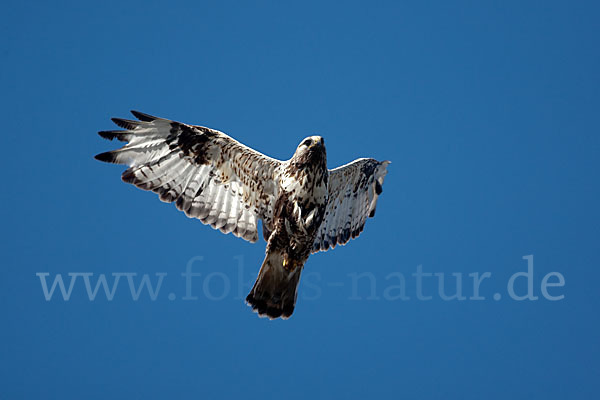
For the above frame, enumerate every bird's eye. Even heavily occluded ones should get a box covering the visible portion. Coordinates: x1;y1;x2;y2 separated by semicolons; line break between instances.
302;139;312;147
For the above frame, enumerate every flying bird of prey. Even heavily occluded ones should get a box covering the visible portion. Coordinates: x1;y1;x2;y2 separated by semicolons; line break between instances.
95;111;389;319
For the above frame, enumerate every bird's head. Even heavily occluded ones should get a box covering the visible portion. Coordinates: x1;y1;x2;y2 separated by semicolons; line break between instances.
291;136;327;167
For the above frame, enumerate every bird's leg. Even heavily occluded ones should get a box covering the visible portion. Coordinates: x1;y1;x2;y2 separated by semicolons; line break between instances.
282;242;308;272
282;250;302;271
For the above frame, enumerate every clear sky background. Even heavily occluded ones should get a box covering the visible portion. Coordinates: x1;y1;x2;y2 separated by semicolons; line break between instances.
1;1;599;399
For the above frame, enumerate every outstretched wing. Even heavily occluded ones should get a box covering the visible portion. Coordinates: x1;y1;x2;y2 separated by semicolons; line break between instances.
95;111;283;242
312;158;389;253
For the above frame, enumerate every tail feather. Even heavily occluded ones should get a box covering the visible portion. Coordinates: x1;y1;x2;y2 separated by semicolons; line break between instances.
246;250;303;320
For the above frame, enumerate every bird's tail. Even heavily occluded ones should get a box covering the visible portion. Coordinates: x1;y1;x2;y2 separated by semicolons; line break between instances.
246;249;303;320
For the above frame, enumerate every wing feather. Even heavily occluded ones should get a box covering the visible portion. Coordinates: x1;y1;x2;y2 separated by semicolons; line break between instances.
312;158;389;253
96;111;282;243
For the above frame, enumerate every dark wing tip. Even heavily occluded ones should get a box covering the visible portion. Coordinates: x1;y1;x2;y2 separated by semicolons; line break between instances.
375;180;383;195
111;117;140;130
94;151;116;163
98;130;129;141
121;168;135;183
131;110;158;122
98;130;117;140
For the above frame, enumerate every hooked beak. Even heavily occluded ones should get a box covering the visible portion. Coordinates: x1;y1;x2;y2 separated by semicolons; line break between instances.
309;137;324;149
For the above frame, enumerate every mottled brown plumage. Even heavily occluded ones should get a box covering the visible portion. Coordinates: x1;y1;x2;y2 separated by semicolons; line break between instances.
246;136;328;318
96;111;389;319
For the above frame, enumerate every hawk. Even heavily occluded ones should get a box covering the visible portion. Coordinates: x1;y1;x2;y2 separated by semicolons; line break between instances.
95;111;390;319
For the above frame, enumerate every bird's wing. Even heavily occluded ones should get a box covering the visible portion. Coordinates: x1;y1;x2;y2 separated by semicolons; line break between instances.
95;111;284;242
312;158;390;253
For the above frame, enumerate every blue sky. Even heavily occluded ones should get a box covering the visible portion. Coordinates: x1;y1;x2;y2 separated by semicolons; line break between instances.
1;1;599;398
